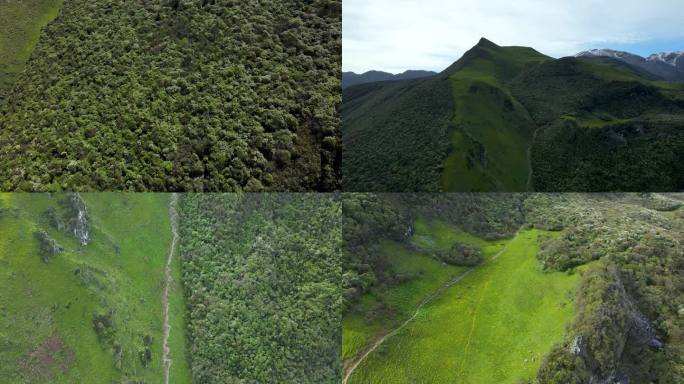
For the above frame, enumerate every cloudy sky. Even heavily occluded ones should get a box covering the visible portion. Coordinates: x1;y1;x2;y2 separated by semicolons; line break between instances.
343;0;684;73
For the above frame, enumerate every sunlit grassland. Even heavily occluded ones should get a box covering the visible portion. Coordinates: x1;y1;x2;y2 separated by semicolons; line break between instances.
348;229;580;384
0;193;190;383
343;218;506;364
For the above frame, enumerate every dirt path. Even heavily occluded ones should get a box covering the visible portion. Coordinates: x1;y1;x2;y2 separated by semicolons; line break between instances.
342;228;523;384
162;193;179;384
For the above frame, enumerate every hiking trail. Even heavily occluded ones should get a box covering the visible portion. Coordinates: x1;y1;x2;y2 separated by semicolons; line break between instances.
162;193;178;384
342;227;524;384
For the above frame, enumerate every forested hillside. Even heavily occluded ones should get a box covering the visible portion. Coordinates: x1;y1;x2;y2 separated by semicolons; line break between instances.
342;38;684;192
342;193;684;383
178;193;342;383
0;0;341;192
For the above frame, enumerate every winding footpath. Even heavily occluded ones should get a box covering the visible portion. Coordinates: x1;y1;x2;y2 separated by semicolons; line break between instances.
342;228;524;384
162;193;179;384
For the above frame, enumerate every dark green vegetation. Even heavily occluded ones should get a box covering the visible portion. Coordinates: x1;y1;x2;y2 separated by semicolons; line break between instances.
342;38;684;191
342;193;684;383
178;194;342;383
0;193;191;383
342;77;455;191
0;1;341;192
341;70;436;89
0;0;61;93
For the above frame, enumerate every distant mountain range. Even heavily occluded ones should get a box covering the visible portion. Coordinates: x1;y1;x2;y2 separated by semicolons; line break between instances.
576;49;684;81
343;38;684;192
342;70;436;89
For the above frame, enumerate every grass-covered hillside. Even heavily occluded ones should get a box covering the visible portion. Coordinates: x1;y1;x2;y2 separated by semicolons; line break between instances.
178;193;342;383
342;193;684;383
0;193;190;383
0;1;341;192
342;38;684;192
0;0;61;93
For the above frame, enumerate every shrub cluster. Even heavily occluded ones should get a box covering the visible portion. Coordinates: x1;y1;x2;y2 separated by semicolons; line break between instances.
178;193;342;383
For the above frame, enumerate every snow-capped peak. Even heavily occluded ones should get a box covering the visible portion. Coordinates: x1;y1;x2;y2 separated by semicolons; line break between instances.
575;49;632;59
647;51;684;67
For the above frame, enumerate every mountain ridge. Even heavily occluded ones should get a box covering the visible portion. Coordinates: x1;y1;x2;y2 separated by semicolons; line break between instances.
342;69;436;89
576;48;684;81
343;38;684;192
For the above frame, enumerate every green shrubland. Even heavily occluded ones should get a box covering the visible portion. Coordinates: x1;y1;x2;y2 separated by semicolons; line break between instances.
177;193;342;383
0;1;341;191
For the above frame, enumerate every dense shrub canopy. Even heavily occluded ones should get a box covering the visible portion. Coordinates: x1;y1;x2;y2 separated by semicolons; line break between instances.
0;0;341;191
178;193;342;383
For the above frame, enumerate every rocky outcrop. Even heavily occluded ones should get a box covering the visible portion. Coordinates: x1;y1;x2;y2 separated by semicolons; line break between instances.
34;230;63;263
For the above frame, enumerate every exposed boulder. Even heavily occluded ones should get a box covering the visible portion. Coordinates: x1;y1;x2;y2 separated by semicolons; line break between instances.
34;230;63;263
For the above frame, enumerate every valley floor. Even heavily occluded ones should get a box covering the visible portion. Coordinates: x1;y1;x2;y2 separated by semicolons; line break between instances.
344;223;579;384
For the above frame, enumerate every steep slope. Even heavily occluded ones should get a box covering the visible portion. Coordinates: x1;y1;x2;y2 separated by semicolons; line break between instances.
342;75;455;191
441;38;549;191
342;70;436;89
0;193;191;383
513;57;684;191
342;38;684;191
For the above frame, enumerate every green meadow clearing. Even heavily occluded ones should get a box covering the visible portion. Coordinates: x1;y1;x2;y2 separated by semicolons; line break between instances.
0;0;62;90
0;193;190;383
345;223;580;383
342;218;507;364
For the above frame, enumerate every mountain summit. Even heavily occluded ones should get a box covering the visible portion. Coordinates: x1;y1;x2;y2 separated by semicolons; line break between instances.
576;48;684;81
343;38;684;192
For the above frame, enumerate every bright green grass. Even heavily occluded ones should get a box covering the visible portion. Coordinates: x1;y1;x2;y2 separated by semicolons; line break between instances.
0;0;62;90
560;113;634;128
343;219;506;363
441;46;548;192
412;217;507;257
0;193;190;383
348;229;579;384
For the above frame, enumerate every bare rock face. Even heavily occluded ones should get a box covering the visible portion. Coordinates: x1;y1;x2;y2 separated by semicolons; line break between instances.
62;193;90;247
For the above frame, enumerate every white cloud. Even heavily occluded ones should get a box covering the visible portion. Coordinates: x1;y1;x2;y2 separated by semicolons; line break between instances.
343;0;684;73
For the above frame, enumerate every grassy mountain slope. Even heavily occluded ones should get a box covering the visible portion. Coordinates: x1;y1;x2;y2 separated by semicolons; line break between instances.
342;39;684;191
441;39;549;191
0;193;190;383
342;218;507;365
0;0;61;93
